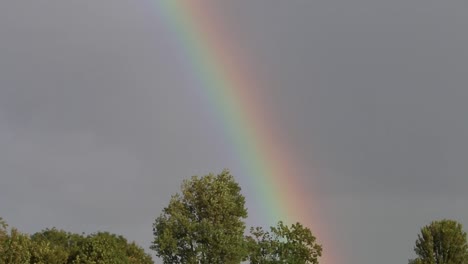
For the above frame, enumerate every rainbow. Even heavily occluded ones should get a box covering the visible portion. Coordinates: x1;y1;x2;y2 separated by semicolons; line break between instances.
153;1;337;263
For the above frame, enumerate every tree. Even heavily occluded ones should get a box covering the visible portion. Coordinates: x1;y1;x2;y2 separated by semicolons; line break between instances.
151;170;248;264
29;239;69;264
31;228;153;264
0;218;7;258
0;226;31;264
73;232;129;264
30;228;84;263
410;219;468;264
126;241;154;264
246;221;322;264
0;218;153;264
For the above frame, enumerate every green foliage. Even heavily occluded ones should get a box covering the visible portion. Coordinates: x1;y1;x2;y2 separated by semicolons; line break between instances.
246;226;276;263
152;170;248;264
0;218;153;264
73;232;128;264
67;231;153;264
410;219;468;264
126;242;154;264
246;221;322;264
409;259;423;264
0;217;7;258
29;239;69;264
152;170;324;264
0;227;31;264
30;228;85;263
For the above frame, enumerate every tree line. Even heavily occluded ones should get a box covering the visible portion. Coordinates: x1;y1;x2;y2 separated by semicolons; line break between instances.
1;169;467;263
0;220;153;264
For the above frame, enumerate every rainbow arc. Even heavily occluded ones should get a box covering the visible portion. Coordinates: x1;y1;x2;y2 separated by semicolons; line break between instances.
154;1;337;263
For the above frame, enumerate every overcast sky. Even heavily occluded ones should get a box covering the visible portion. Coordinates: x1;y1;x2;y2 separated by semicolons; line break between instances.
1;1;468;264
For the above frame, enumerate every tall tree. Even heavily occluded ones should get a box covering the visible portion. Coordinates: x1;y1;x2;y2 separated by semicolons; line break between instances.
410;219;468;264
151;170;248;264
246;221;322;264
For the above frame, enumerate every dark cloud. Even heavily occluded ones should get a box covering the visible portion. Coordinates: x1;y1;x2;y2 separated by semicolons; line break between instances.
1;1;468;264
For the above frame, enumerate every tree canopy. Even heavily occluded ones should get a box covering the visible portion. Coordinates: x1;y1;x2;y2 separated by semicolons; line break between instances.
7;169;468;264
152;170;323;264
151;170;248;264
0;219;153;264
410;219;468;264
246;221;322;264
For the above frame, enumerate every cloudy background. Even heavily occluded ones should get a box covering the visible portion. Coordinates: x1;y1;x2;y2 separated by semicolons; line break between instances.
1;1;468;263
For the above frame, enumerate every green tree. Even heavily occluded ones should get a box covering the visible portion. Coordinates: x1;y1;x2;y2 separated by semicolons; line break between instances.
126;241;154;264
30;228;84;263
29;239;69;264
73;232;129;264
410;219;468;264
246;221;322;264
30;228;153;264
72;232;154;264
151;170;248;264
0;218;7;258
1;218;152;264
0;226;31;264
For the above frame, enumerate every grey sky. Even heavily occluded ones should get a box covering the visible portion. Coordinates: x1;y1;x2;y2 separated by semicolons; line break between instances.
1;1;468;264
